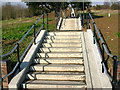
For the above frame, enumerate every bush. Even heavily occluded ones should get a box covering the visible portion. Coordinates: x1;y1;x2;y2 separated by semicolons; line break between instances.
94;5;103;10
111;3;118;10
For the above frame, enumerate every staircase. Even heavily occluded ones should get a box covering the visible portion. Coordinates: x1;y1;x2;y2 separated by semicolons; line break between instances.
22;31;87;89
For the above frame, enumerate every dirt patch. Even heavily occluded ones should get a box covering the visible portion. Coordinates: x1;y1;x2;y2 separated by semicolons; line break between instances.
94;14;118;58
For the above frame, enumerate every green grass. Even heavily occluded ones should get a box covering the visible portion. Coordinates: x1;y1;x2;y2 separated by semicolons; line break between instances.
116;32;120;38
2;15;56;62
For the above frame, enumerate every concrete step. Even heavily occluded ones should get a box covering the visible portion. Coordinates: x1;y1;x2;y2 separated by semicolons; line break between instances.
26;72;85;81
45;35;81;39
22;80;87;88
27;71;85;75
36;52;83;58
47;32;82;36
30;64;84;72
33;58;84;65
43;39;82;43
40;43;82;48
38;47;83;53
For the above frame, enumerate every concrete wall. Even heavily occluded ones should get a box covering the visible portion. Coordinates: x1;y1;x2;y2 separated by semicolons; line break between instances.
57;17;63;30
8;30;47;89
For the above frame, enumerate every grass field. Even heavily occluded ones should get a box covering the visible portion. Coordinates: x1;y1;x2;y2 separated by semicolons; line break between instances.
2;11;56;62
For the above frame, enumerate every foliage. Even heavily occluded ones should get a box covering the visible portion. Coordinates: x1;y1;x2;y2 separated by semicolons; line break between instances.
93;5;103;10
116;32;120;38
111;3;119;10
2;2;30;20
2;13;56;61
71;1;91;10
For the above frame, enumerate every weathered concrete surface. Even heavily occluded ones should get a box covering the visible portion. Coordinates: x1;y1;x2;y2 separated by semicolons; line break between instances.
43;39;82;43
45;35;81;39
26;72;85;81
84;29;112;89
81;32;93;88
47;31;82;35
22;80;86;88
21;31;87;89
8;30;47;89
36;52;83;58
41;43;82;47
60;18;82;30
38;47;83;53
33;58;84;64
30;64;84;72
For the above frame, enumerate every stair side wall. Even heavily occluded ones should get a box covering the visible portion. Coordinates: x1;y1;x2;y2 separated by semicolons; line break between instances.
8;30;47;90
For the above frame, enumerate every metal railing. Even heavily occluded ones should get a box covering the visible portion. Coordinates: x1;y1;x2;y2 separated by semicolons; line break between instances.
1;12;48;89
85;11;118;89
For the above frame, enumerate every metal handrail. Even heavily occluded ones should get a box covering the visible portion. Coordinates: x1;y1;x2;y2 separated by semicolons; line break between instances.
2;14;44;58
1;12;48;89
88;12;118;88
89;23;112;81
89;13;114;58
2;24;44;80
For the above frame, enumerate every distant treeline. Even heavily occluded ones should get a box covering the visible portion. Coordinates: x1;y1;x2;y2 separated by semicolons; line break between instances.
93;2;119;10
2;3;34;20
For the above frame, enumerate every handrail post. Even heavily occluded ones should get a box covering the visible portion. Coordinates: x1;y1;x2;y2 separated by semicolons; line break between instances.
88;13;90;29
86;14;88;29
34;24;36;45
1;78;3;90
83;0;84;26
102;43;105;73
93;22;96;44
43;12;45;30
112;55;117;89
17;43;20;72
47;13;48;30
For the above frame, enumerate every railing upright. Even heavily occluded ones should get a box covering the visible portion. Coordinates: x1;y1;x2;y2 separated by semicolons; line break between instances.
88;13;90;29
17;43;20;72
34;24;36;44
43;12;45;29
102;43;105;73
93;22;96;44
47;13;48;30
112;56;118;89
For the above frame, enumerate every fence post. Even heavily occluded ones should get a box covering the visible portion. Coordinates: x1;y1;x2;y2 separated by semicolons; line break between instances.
17;43;20;72
112;55;117;89
47;13;48;30
43;12;45;30
34;24;36;45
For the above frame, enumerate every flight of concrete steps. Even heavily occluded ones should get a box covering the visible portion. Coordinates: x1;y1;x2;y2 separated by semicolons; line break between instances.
22;31;87;89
